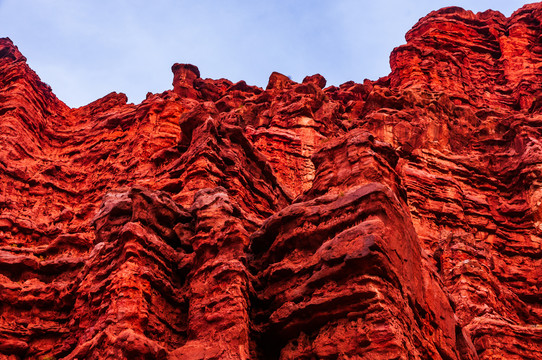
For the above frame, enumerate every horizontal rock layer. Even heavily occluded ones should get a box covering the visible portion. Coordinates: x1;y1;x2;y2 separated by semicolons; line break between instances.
1;3;542;360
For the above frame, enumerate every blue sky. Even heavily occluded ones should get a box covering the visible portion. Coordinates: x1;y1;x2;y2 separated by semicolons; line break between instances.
0;0;534;107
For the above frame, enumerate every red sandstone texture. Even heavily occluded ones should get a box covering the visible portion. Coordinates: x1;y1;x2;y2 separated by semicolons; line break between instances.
1;3;542;360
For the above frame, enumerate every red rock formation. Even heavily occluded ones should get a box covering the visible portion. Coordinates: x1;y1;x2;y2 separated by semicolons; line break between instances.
1;3;542;359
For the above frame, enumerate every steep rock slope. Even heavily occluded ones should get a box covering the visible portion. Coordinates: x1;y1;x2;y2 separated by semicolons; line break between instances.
1;3;542;360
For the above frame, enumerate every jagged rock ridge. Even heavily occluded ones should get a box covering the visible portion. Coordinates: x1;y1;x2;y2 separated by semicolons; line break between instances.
1;3;542;360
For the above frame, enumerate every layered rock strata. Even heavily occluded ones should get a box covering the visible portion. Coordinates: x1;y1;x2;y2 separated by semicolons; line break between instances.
1;3;542;359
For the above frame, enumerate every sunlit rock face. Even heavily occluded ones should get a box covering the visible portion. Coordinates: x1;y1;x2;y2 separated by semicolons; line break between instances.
1;3;542;359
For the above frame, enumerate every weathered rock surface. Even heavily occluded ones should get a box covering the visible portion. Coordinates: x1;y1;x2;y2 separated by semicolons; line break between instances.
1;3;542;359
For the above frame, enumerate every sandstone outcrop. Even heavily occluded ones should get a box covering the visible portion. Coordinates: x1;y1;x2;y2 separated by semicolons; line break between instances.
1;3;542;359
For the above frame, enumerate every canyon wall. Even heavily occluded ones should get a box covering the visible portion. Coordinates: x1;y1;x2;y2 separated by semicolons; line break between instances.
1;3;542;359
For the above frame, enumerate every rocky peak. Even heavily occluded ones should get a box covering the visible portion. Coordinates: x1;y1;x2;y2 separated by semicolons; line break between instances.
0;37;26;63
266;71;295;90
390;3;542;111
302;73;327;89
172;62;201;98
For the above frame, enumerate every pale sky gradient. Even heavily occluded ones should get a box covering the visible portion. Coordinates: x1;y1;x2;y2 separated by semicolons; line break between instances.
0;0;534;107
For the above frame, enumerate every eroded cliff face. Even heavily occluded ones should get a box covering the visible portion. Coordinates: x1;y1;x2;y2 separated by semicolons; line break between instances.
1;3;542;360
